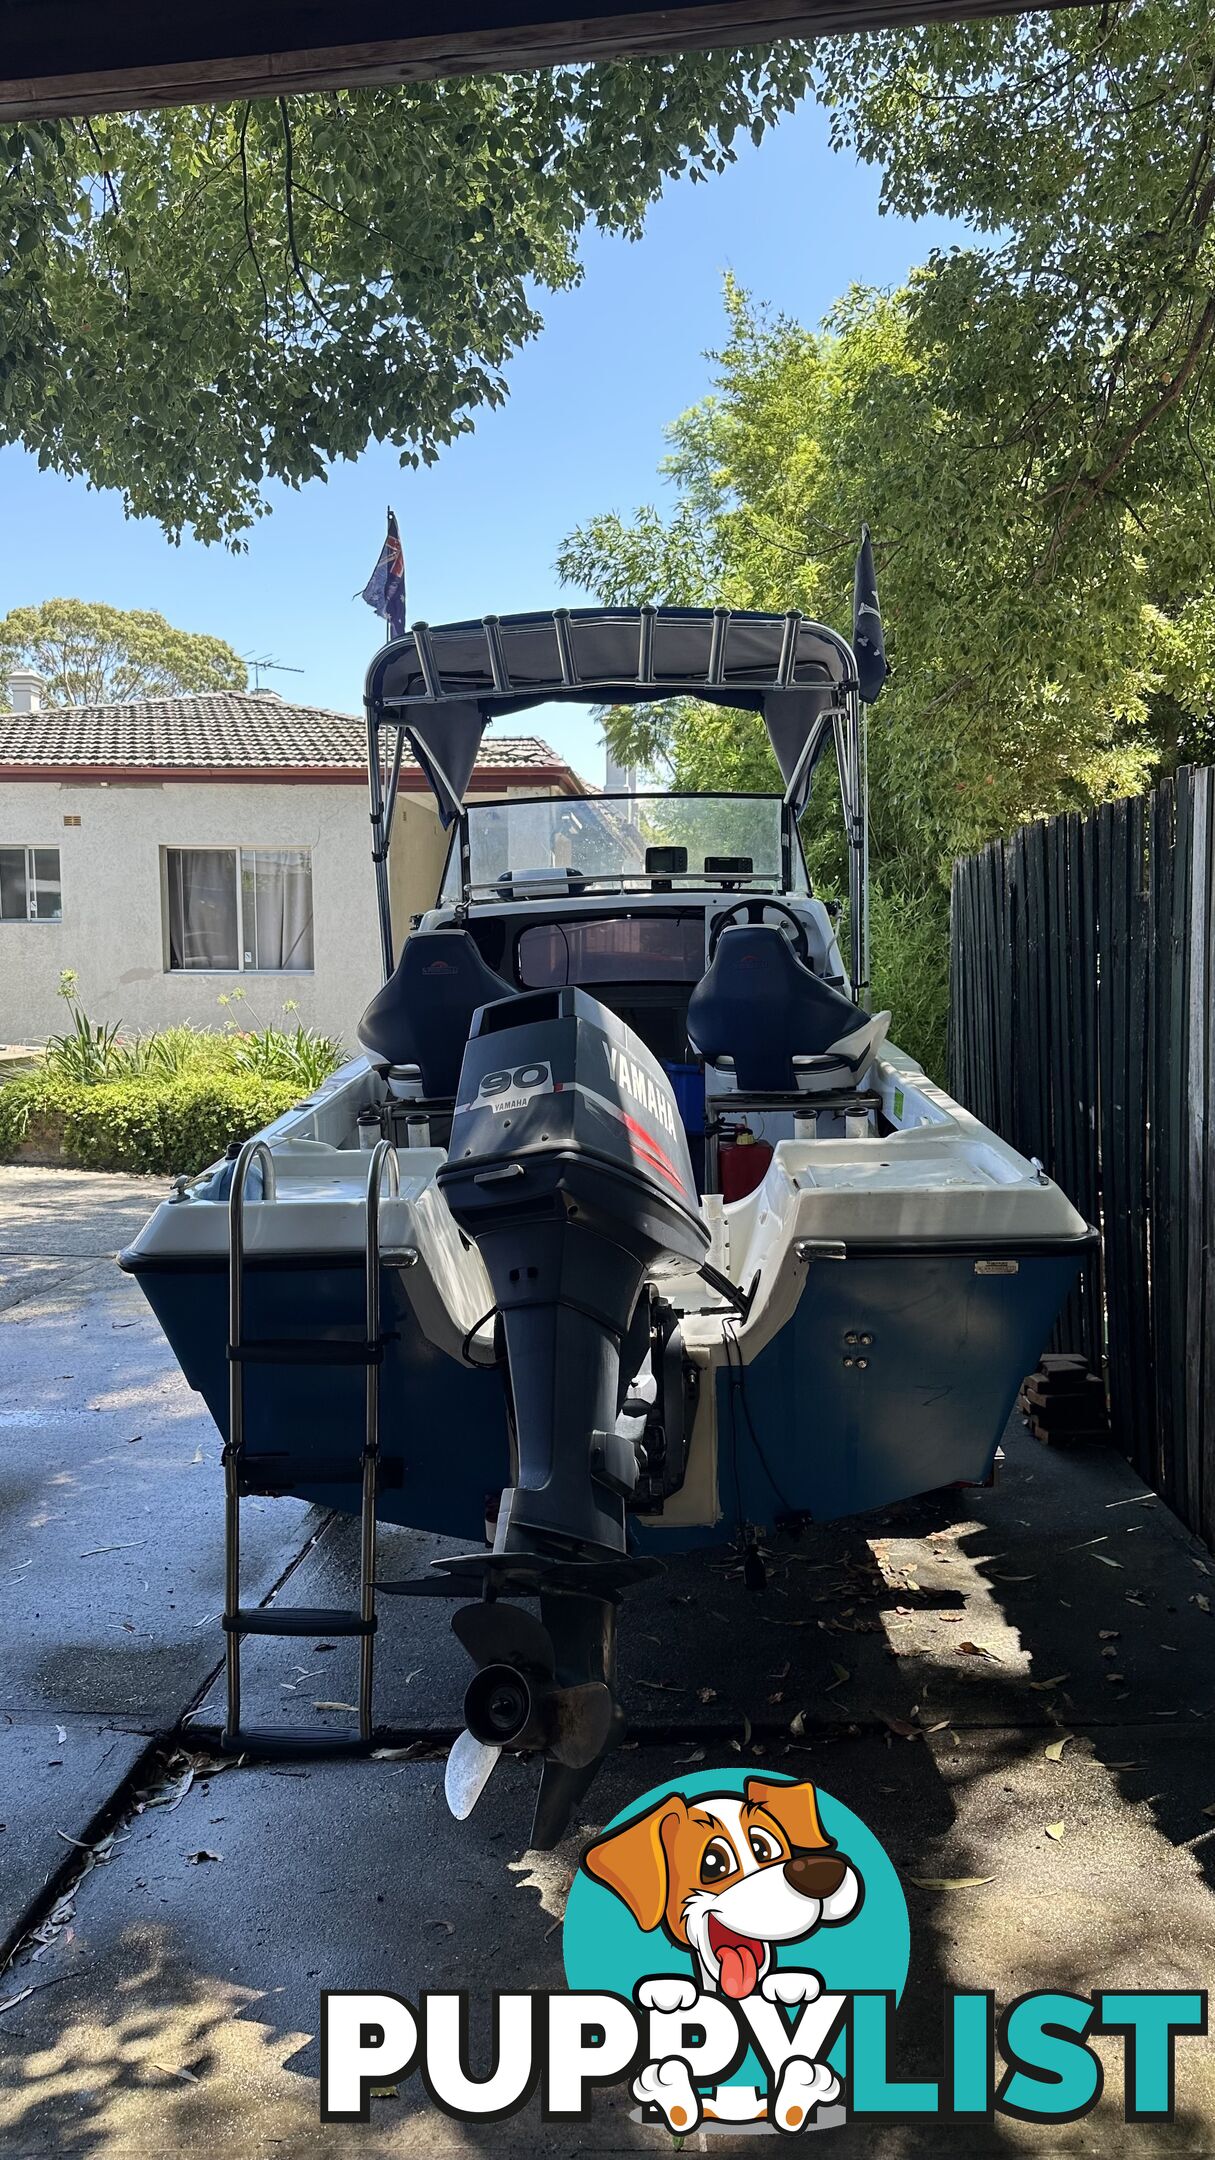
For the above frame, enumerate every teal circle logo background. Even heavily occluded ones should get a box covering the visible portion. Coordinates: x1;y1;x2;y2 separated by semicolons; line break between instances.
563;1768;909;2078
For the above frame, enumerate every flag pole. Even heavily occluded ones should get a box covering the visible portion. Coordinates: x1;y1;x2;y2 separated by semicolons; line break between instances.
859;696;871;1008
850;522;886;1010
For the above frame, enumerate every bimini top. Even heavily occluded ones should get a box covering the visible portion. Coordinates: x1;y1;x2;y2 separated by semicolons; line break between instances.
365;606;858;824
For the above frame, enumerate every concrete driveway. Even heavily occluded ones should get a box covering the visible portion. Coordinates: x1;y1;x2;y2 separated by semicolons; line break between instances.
0;1166;1213;2155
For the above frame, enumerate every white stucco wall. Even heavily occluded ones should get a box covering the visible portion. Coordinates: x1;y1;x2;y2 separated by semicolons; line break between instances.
0;776;565;1049
0;778;440;1049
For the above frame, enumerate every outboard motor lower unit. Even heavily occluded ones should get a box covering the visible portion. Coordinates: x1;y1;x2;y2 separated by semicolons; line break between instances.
434;987;709;1843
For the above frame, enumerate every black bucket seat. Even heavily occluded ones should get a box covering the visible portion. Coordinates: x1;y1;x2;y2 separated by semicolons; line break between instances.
358;930;515;1099
687;925;888;1094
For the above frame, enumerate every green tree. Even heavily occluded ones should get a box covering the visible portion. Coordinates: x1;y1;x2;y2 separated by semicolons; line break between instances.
559;267;1215;1073
0;599;247;705
0;55;810;547
815;3;1215;596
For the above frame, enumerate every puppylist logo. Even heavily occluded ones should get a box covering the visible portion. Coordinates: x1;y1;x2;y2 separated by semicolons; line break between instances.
320;1768;1206;2133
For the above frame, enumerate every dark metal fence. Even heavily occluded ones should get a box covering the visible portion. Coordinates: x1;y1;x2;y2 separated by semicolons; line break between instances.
949;764;1214;1548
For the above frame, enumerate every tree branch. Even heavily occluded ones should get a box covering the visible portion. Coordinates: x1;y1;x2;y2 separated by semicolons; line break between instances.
1038;292;1215;578
239;104;272;342
79;118;130;303
278;97;334;329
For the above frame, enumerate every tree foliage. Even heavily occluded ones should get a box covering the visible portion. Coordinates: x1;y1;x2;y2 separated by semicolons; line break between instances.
816;4;1215;589
560;276;1215;1067
0;55;810;546
0;599;247;705
560;2;1215;1070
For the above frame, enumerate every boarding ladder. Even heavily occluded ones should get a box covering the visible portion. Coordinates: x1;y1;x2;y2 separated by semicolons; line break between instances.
215;1134;399;1757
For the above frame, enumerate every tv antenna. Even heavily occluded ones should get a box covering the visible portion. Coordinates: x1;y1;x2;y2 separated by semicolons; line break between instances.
244;653;305;692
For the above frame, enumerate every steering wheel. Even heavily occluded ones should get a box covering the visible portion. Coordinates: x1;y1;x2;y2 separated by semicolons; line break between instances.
707;896;812;966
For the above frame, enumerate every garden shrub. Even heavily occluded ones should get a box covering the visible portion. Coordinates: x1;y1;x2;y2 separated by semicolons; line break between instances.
0;1072;301;1174
39;972;344;1090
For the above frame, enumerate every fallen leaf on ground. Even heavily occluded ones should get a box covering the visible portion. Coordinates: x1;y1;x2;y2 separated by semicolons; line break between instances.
1028;1674;1070;1691
156;2065;201;2084
185;1850;222;1865
1045;1822;1065;1840
1094;1554;1123;1569
958;1641;999;1660
313;1702;358;1713
371;1744;430;1762
908;1875;996;1891
165;1770;195;1813
1044;1736;1073;1762
1098;1629;1120;1641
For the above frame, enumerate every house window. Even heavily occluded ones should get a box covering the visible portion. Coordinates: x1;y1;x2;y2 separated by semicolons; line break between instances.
0;846;62;922
165;847;314;972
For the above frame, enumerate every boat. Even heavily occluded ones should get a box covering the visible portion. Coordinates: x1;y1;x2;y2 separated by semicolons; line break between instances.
120;602;1092;1845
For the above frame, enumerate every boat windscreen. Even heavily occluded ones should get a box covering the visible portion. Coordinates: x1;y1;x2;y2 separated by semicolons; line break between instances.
444;793;791;900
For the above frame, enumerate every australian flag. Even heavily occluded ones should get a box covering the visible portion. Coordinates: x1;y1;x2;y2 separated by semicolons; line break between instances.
361;508;406;643
852;523;889;705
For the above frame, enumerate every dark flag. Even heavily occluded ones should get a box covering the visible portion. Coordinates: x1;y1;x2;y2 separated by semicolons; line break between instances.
852;523;888;704
361;507;406;643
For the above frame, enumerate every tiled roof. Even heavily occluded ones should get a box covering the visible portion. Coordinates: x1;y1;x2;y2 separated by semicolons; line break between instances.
0;692;569;777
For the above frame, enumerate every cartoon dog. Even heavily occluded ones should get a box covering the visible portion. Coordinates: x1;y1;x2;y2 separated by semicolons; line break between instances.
583;1776;861;2131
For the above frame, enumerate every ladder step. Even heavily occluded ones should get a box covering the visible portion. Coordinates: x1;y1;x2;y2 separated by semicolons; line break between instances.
210;1725;375;1759
237;1454;403;1494
229;1339;384;1366
222;1606;376;1638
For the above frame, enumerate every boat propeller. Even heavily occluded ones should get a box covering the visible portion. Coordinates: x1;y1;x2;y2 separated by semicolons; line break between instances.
442;1575;628;1848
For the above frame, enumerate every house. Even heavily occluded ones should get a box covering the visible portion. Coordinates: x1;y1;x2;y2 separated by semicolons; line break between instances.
0;685;580;1047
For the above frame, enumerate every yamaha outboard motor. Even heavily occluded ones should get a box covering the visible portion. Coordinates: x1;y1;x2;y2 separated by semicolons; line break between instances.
434;987;709;1845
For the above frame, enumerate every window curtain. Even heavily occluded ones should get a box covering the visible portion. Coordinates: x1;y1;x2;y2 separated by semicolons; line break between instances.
168;848;238;969
244;849;314;971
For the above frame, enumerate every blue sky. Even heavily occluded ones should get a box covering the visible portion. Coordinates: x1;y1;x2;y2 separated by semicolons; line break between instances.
0;100;960;781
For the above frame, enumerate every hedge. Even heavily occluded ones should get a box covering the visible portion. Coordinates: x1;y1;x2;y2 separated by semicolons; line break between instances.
0;1072;302;1175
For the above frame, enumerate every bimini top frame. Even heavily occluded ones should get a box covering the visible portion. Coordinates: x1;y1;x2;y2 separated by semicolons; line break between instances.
363;605;870;1000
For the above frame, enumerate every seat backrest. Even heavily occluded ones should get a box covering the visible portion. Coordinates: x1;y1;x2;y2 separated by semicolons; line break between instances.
357;930;515;1099
688;924;878;1092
